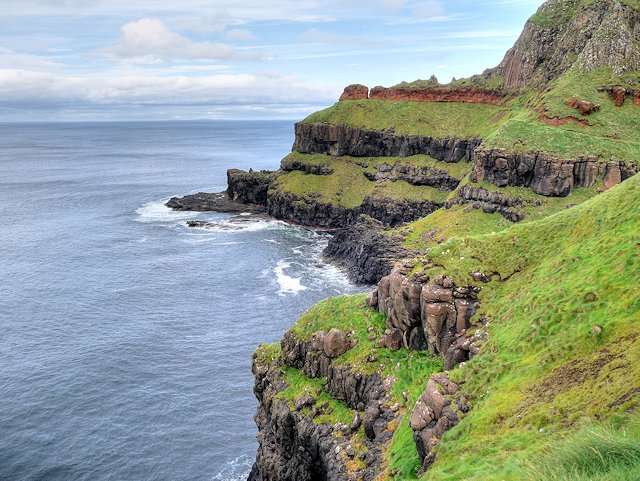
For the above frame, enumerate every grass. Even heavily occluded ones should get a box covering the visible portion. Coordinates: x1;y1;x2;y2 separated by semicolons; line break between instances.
484;68;640;163
407;173;640;480
278;367;356;426
530;0;640;27
302;99;508;139
526;421;640;481
274;153;470;209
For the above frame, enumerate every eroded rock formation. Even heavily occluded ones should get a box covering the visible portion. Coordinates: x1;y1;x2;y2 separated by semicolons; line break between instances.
293;123;481;162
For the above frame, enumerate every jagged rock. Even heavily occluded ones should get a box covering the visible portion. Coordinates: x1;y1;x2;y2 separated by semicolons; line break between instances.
293;123;481;162
489;0;640;89
363;162;461;191
410;374;468;471
473;148;637;197
323;329;351;358
166;191;266;213
379;328;404;351
227;169;276;205
340;84;370;101
324;215;410;284
280;157;333;175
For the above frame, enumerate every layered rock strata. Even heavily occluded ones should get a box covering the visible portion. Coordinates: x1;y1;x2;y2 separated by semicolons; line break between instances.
293;123;481;162
473;148;638;196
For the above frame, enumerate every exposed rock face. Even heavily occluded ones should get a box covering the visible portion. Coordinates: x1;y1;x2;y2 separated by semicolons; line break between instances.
473;148;638;196
373;271;481;359
227;169;276;205
249;329;399;480
339;84;370;101
451;184;527;222
369;86;505;105
282;331;385;410
293;123;481;163
363;162;461;191
266;190;443;229
491;0;640;89
281;157;334;175
166;191;266;213
410;373;469;471
324;215;410;284
249;357;356;481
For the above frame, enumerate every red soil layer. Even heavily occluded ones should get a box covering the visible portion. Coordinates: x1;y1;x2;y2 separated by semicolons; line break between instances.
539;113;589;127
368;86;505;105
337;84;506;105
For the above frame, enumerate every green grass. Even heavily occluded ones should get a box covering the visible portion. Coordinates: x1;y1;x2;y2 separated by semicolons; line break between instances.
274;153;470;209
406;173;640;480
302;99;508;139
484;68;640;163
278;367;356;426
526;421;640;481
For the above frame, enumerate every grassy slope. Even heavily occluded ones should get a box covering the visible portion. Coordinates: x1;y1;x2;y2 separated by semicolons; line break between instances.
402;173;640;481
303;100;507;138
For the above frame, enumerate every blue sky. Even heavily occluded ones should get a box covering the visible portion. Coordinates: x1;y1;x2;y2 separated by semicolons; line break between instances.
0;0;543;121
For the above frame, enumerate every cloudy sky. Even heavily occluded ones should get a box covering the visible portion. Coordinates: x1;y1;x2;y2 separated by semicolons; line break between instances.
0;0;542;121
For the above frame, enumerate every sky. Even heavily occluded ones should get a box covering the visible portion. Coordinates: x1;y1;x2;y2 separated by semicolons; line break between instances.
0;0;544;121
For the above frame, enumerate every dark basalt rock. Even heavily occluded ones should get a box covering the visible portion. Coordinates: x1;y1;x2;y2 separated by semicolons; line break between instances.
364;162;461;191
166;191;266;213
281;157;334;175
324;215;409;284
451;184;527;222
266;191;443;229
293;123;481;163
473;148;638;197
227;169;277;205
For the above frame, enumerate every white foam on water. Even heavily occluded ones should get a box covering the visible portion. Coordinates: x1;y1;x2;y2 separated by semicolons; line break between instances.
274;260;307;296
135;199;198;224
186;217;289;234
211;455;253;481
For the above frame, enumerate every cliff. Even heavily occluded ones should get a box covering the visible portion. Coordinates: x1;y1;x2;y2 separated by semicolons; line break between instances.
167;2;640;478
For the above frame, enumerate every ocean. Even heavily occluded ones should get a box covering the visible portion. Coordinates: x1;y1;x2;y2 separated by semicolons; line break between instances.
0;121;360;481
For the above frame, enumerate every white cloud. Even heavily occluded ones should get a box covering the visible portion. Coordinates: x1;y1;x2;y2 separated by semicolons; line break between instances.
0;68;339;110
110;18;245;61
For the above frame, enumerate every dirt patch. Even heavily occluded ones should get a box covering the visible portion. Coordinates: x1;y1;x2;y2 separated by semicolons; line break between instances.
539;113;590;127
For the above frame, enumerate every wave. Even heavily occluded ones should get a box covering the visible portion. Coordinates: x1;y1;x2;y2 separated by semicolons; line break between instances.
274;260;308;296
187;217;289;234
211;455;253;481
134;199;197;224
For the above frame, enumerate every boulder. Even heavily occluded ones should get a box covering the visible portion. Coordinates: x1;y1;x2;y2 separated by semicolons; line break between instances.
323;328;351;358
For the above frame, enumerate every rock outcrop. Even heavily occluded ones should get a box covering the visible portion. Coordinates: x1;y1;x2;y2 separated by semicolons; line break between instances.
227;169;276;205
293;123;481;163
372;270;482;362
266;190;443;229
451;184;527;222
490;0;640;89
363;162;461;191
409;373;469;472
339;84;369;101
472;148;638;196
323;215;410;284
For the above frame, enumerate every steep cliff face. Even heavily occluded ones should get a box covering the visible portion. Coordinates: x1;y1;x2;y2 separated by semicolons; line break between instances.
293;123;481;162
472;148;638;196
490;0;640;89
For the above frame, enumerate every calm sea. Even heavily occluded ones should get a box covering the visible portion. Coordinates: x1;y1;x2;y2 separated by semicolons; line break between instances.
0;121;359;481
